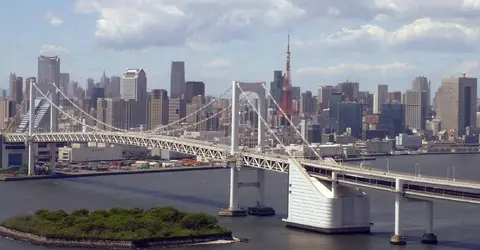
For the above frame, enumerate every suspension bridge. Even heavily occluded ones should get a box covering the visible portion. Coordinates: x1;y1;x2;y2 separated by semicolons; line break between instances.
2;80;480;245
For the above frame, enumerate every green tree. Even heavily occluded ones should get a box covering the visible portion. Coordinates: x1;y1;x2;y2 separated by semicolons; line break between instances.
180;213;218;230
72;209;90;217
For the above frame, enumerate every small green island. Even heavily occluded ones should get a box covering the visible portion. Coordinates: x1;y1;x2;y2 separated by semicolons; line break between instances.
0;207;235;248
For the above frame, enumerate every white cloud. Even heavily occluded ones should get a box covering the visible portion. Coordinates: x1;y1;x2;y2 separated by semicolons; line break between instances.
203;59;232;69
186;41;213;52
43;11;63;27
307;18;480;53
40;44;69;54
297;62;411;75
456;61;480;75
73;0;480;51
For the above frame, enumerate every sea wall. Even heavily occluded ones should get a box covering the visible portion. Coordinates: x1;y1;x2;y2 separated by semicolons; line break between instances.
0;226;234;249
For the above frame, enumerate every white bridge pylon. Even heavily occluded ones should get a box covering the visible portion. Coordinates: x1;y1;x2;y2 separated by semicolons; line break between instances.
219;81;274;217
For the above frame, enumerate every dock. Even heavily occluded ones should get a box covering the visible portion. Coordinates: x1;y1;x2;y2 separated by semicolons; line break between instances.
0;166;226;182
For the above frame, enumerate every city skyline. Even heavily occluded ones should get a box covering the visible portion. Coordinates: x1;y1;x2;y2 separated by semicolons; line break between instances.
2;0;480;94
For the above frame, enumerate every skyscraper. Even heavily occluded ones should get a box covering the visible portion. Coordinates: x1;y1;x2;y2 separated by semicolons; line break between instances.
379;103;405;138
337;81;359;101
184;81;205;103
317;86;334;111
412;76;431;107
403;90;427;130
121;68;148;128
8;73;16;92
148;89;169;129
300;91;314;116
269;70;283;108
10;77;23;105
107;76;121;98
437;75;477;137
121;69;147;102
60;73;70;95
37;55;60;94
374;84;388;114
170;61;186;99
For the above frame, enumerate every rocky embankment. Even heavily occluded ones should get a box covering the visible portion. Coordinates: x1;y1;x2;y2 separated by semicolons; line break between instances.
0;226;237;249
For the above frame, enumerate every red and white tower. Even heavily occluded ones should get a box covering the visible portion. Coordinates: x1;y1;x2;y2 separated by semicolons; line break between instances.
279;34;293;115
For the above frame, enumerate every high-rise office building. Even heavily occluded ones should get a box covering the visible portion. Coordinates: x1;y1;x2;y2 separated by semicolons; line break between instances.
121;69;147;102
379;103;405;138
37;55;60;94
97;98;127;131
184;81;205;103
170;61;186;99
148;89;169;129
412;76;431;106
60;73;70;94
437;75;477;137
317;86;334;111
357;91;374;115
337;81;359;101
121;68;148;128
291;86;301;100
8;73;16;94
269;70;284;108
388;91;402;104
10;77;23;105
0;99;15;131
300;91;315;116
86;78;95;96
374;84;388;114
89;87;105;111
403;90;427;130
168;97;186;124
106;76;121;98
338;102;362;138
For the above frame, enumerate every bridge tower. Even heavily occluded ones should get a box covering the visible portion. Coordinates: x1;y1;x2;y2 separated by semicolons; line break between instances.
49;83;57;174
27;79;35;176
218;81;275;217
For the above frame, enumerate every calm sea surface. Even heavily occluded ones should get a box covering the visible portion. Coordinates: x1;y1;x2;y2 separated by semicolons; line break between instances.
0;154;480;250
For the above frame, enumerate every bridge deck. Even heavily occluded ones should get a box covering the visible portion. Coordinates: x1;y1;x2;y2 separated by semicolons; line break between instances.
306;166;480;204
3;132;480;202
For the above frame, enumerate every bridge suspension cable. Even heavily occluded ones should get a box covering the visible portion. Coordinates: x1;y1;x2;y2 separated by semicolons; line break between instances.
32;83;105;132
157;92;252;135
52;84;233;134
147;86;232;134
236;84;309;170
4;98;27;133
263;85;325;162
52;84;126;132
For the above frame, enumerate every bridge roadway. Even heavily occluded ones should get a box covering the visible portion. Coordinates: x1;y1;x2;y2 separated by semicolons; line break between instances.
3;132;480;203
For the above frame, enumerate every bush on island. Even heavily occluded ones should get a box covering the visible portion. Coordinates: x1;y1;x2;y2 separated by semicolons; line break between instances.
1;207;231;241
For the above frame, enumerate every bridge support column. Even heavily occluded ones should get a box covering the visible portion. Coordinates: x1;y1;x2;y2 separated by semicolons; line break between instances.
390;178;406;245
247;169;275;216
421;201;438;244
27;138;35;176
219;162;247;217
331;172;338;198
49;143;56;174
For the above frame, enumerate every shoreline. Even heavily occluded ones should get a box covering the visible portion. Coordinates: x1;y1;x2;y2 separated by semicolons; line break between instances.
0;166;226;182
0;226;238;249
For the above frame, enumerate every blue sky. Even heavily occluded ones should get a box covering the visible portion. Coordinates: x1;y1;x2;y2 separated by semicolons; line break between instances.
2;0;480;95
